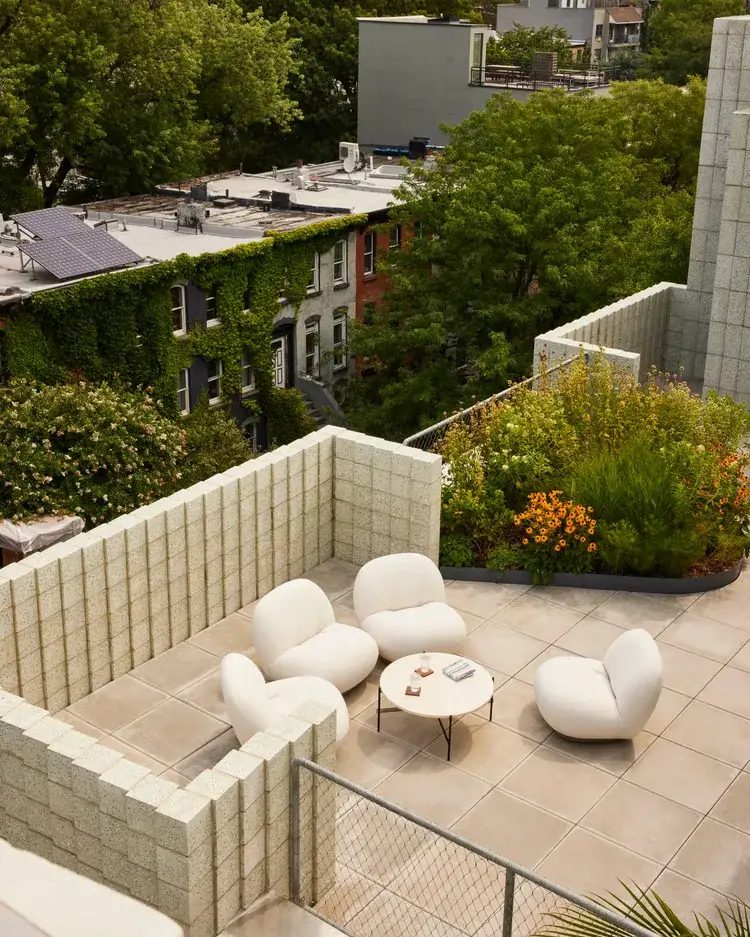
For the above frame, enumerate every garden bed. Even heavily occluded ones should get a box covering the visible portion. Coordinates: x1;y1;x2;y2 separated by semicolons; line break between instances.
440;560;742;594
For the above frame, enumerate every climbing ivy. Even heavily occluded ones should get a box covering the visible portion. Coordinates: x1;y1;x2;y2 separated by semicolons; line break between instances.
3;214;366;421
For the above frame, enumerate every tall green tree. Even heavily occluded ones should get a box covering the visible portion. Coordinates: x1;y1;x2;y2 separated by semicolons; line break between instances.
644;0;745;85
0;0;298;213
486;24;574;67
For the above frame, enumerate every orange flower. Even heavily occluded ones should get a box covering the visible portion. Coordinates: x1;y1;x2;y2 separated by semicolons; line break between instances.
526;527;533;534
587;543;597;552
559;539;566;547
522;538;529;545
554;545;561;551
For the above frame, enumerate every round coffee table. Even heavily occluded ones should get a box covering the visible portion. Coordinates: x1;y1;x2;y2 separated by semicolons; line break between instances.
377;652;494;761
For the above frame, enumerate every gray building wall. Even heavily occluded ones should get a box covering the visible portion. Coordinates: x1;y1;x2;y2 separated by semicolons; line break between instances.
495;1;595;44
357;18;497;148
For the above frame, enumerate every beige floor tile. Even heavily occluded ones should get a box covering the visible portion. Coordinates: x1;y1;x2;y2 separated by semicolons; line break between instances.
527;586;613;615
374;752;491;828
445;580;529;620
346;888;467;937
345;673;380;719
305;558;358;602
227;896;352;937
729;641;750;673
316;863;383;925
66;674;168;734
336;799;435;885
664;700;750;768
501;747;615;822
475;884;564;937
710;772;750;834
113;697;228;767
388;839;507;933
459;610;487;634
459;622;548;675
624;738;738;813
177;669;228;722
699;666;750;720
336;590;355;610
331;604;358;628
101;735;169;773
188;613;254;656
655;642;724;696
644;688;691;735
692;585;750;631
357;703;444;751
452;788;571;868
555;617;626;658
173;727;238;780
544;731;656;777
638;592;703;610
658;612;749;664
536;828;660;896
651;869;731;927
515;647;578;686
130;643;219;695
423;714;538;784
592;592;679;636
54;710;107;739
490;594;584;644
581;780;701;864
670;818;750;902
335;722;418;790
158;768;191;788
488;677;553;742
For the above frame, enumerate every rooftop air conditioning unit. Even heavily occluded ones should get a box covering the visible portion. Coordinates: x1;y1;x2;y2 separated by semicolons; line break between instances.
339;142;360;172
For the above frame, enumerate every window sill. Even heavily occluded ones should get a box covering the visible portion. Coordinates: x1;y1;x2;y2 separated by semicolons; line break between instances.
241;387;258;397
333;282;350;291
305;289;322;299
333;364;348;373
173;329;187;338
206;319;220;329
208;398;222;407
363;273;377;280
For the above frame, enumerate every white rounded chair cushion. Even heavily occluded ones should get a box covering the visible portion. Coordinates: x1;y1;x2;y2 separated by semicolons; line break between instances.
221;654;349;746
253;578;378;692
353;553;466;661
534;628;662;740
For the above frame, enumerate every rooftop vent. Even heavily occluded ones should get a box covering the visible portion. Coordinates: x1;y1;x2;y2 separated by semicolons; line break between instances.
271;191;292;211
211;197;236;209
176;201;207;229
190;184;209;201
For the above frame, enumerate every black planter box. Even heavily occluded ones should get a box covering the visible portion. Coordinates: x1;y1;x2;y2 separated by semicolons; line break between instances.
439;561;742;594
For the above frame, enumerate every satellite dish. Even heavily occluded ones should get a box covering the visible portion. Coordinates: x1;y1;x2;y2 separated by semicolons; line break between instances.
343;154;356;174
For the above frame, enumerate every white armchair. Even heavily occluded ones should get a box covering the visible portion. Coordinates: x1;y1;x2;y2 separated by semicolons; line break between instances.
252;579;379;693
534;629;663;740
220;654;349;746
353;553;466;661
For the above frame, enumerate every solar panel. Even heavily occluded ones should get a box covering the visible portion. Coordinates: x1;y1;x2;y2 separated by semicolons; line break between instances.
11;207;86;240
19;230;141;280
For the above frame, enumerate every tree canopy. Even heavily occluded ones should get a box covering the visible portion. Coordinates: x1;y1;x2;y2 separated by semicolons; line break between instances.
340;81;702;441
486;24;574;67
0;0;298;213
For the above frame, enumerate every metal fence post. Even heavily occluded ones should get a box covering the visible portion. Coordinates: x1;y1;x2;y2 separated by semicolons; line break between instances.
290;758;301;904
502;868;516;937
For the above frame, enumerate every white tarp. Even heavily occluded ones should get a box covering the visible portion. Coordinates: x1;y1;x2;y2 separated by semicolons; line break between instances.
0;516;84;555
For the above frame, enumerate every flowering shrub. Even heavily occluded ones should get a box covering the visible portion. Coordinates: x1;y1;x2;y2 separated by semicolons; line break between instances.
0;380;186;526
513;492;597;582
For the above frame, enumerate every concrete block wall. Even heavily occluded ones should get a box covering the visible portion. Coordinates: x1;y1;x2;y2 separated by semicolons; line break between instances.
533;283;675;381
0;686;337;937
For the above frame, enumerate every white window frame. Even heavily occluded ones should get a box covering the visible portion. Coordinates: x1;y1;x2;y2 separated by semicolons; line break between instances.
363;231;376;276
271;336;286;388
333;240;347;285
206;289;219;328
304;321;320;377
333;311;348;372
241;348;255;394
177;368;190;415
389;225;401;250
306;253;320;294
413;221;425;239
207;359;222;405
246;420;259;453
171;285;187;336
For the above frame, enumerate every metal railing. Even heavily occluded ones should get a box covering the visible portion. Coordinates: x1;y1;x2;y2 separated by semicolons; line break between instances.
402;354;579;452
291;757;658;937
470;65;614;90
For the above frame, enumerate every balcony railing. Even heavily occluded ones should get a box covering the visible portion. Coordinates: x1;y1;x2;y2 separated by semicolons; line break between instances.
470;64;614;90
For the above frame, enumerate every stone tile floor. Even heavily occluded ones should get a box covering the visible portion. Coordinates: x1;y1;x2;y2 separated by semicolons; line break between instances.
60;557;750;929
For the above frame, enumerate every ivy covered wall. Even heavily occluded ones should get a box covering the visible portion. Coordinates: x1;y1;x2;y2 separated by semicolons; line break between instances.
1;215;366;435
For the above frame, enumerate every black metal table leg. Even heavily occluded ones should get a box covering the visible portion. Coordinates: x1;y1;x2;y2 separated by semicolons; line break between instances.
447;715;452;761
377;686;381;732
489;676;495;723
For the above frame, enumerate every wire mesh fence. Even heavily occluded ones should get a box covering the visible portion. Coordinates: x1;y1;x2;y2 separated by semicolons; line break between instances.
291;757;657;937
401;355;581;453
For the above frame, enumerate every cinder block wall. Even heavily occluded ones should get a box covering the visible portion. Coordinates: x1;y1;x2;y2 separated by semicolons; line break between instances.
533;283;675;381
0;687;337;937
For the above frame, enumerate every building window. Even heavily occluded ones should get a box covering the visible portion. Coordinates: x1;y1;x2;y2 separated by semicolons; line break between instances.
241;348;255;394
206;288;219;327
171;285;186;335
305;321;320;377
271;336;286;387
333;311;348;371
389;225;402;250
307;253;320;294
177;368;190;415
413;221;425;239
207;359;222;405
333;240;347;285
363;231;376;275
595;23;602;37
245;420;259;453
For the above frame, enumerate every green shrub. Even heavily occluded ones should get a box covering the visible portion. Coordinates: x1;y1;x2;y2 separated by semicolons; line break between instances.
179;393;255;488
439;533;475;568
486;541;524;571
265;387;317;447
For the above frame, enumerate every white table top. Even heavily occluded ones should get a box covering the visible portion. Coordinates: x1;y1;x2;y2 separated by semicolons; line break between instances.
380;653;494;719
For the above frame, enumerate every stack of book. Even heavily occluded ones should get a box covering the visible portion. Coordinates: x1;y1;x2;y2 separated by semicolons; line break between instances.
442;659;475;682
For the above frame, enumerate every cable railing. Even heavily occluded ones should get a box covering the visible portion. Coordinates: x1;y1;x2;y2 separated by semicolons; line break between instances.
470;65;614;90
